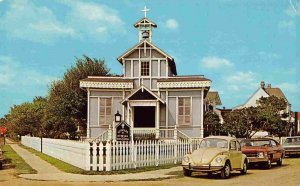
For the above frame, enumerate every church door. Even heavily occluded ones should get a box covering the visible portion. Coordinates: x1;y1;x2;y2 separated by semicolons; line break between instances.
134;106;155;128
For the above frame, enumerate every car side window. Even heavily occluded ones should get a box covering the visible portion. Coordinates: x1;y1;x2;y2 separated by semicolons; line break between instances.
236;141;241;151
230;141;237;150
271;140;277;147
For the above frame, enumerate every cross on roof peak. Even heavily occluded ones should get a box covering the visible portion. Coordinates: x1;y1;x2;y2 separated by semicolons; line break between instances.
141;6;150;18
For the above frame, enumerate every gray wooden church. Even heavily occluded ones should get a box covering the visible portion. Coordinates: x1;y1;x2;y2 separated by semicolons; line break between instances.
80;9;211;140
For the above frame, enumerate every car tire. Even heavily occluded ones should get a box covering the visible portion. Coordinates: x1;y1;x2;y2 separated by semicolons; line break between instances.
183;168;192;176
220;162;231;179
265;158;272;169
277;157;283;166
207;172;213;177
240;160;248;175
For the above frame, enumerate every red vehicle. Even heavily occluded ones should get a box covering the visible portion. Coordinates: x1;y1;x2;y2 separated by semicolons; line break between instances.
241;138;285;169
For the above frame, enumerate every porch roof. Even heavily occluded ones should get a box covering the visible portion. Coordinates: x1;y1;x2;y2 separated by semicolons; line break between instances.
157;76;211;89
121;85;165;105
80;76;133;89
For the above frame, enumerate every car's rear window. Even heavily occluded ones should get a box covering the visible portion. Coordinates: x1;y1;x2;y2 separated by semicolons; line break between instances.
200;138;228;148
284;137;300;145
241;140;270;147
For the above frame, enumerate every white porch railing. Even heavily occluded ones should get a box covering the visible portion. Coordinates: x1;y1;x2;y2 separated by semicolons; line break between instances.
90;128;110;143
177;130;191;139
132;128;156;140
159;128;175;139
88;124;194;142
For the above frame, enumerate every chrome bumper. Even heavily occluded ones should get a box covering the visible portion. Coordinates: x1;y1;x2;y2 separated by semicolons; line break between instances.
247;157;268;163
182;163;223;172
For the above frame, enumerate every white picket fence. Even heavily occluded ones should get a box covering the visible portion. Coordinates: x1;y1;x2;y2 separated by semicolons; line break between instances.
21;136;202;171
88;139;202;171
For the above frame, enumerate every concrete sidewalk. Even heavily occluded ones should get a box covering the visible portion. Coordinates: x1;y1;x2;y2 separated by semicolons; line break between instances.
6;139;181;182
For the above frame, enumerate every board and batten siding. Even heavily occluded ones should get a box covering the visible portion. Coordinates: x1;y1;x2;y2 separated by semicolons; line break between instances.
121;43;175;91
89;90;123;138
167;90;203;131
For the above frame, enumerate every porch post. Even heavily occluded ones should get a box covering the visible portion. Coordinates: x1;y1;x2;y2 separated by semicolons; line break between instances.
87;88;90;138
200;88;204;138
155;101;160;139
127;102;130;124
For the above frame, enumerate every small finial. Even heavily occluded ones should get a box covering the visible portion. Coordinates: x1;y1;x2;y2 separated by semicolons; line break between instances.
141;6;150;18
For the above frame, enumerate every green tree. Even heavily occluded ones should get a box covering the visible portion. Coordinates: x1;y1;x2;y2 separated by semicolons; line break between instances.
6;97;47;138
43;55;110;139
257;95;289;136
222;107;260;138
203;111;221;137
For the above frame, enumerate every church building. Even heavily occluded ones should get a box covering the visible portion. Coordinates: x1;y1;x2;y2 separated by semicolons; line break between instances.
80;8;211;140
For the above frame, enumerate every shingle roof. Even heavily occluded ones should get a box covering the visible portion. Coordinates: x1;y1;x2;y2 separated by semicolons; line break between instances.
264;88;288;102
206;92;222;105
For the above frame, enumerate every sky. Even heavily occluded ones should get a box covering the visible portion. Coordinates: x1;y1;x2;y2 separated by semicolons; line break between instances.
0;0;299;117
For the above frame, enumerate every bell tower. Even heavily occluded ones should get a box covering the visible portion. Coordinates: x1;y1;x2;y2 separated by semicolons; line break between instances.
134;6;157;42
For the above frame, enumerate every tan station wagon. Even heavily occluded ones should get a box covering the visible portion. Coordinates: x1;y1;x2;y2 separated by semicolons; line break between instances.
182;136;248;179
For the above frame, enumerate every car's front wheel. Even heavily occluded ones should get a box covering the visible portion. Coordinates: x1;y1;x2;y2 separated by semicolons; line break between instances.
277;156;283;166
265;158;272;169
240;160;248;175
220;162;231;179
183;168;192;176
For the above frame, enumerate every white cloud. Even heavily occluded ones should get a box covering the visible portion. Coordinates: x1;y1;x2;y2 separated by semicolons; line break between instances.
0;56;16;86
277;82;299;93
0;56;58;88
278;20;296;36
258;51;280;61
278;2;299;37
64;1;125;42
286;0;300;17
0;0;125;44
166;19;179;30
226;71;255;83
201;56;233;69
0;0;75;44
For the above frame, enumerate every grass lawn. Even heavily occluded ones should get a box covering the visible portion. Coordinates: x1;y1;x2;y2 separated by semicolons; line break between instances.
20;144;179;175
2;145;37;174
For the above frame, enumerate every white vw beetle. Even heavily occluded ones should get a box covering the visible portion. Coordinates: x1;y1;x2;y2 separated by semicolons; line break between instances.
182;136;248;178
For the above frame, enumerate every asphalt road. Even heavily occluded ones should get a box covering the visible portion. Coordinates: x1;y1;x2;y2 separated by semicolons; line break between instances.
1;157;300;186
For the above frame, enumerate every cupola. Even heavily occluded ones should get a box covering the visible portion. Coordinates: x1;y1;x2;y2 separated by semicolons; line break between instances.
134;6;157;42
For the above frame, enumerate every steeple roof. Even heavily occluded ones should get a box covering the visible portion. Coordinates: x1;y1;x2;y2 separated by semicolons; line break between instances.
134;17;157;28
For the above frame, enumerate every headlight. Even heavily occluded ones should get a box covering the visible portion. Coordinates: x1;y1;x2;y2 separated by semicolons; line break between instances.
182;156;189;163
257;152;264;158
215;157;222;163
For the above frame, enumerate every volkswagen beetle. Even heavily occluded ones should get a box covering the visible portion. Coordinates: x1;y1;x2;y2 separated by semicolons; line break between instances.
181;136;248;179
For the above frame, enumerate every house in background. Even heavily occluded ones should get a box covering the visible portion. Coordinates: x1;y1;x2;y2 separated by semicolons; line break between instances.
205;91;224;124
80;11;211;140
234;81;291;113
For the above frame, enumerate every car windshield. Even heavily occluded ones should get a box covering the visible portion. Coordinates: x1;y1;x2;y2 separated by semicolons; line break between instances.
200;138;228;149
284;137;300;145
241;140;270;147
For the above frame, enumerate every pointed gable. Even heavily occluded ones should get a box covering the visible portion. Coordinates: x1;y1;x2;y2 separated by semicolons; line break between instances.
134;17;157;28
121;86;165;104
117;40;177;75
117;40;173;62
